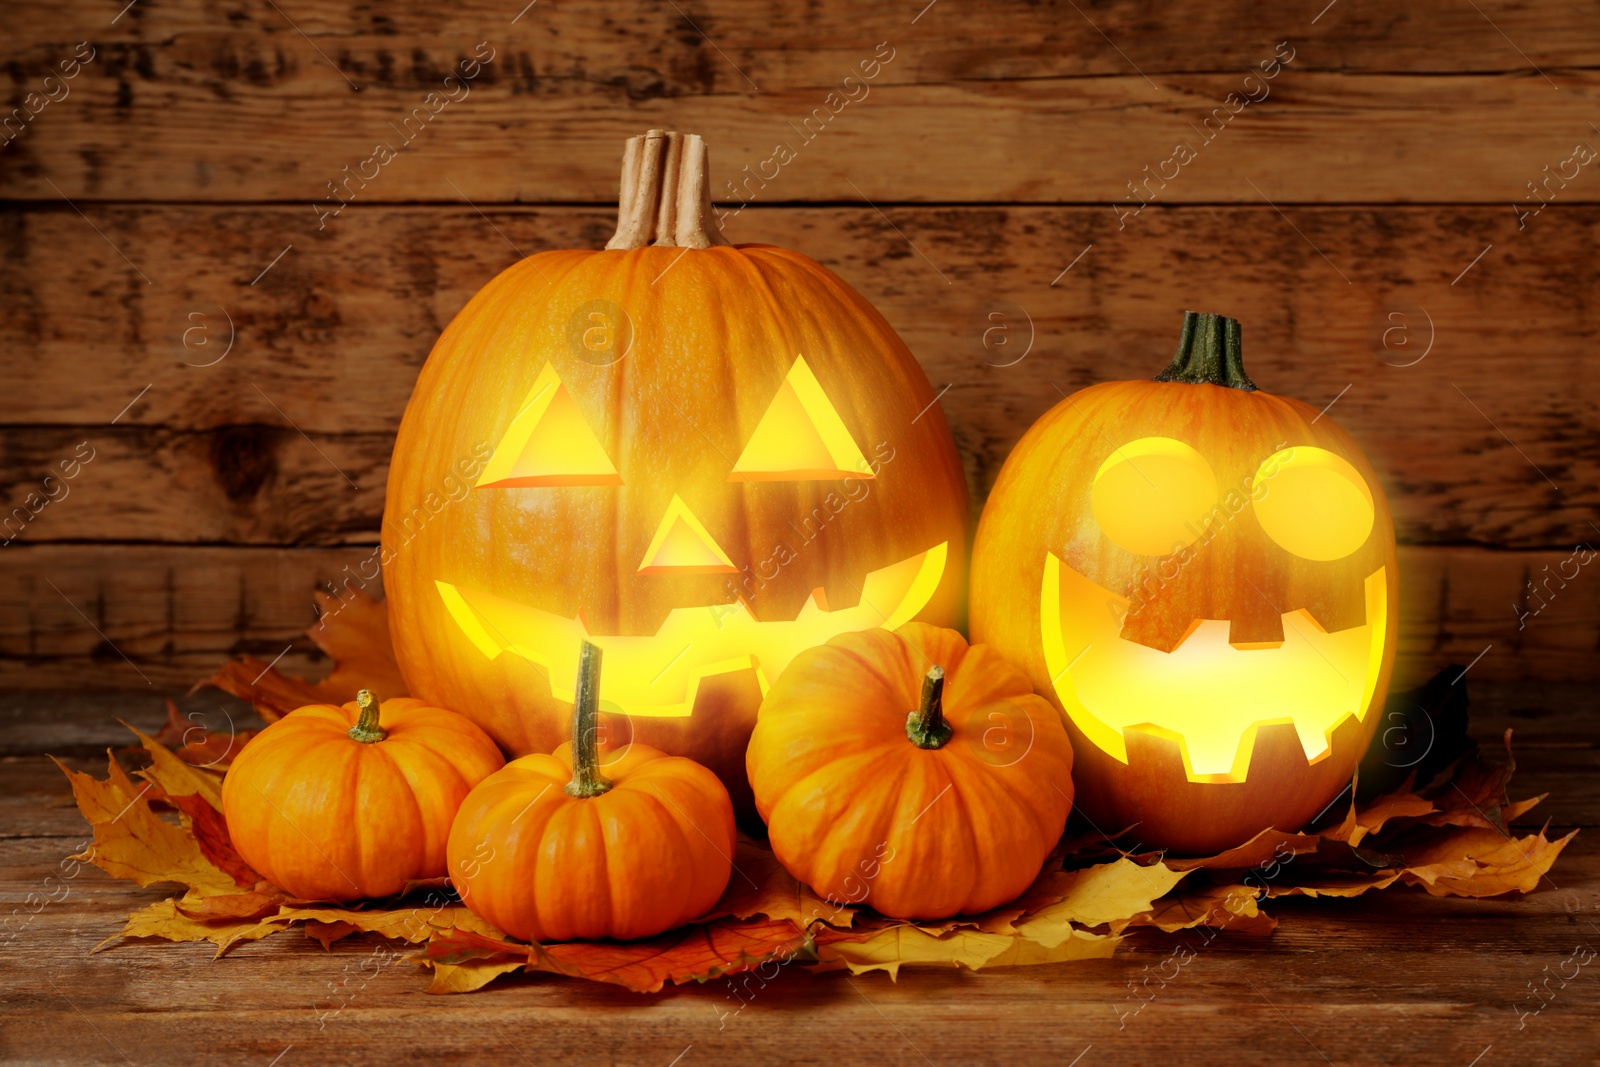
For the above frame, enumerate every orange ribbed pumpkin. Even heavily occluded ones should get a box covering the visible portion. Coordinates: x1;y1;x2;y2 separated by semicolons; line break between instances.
447;642;735;941
381;130;968;814
221;691;504;901
746;623;1073;920
971;312;1399;855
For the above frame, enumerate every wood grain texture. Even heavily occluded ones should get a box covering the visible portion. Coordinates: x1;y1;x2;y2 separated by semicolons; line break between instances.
0;543;1591;688
3;5;1600;203
2;687;1595;1067
9;0;1600;80
4;204;1597;548
3;0;1599;690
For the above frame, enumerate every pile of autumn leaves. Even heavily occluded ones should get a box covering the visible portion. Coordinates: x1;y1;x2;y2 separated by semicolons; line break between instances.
58;592;1573;994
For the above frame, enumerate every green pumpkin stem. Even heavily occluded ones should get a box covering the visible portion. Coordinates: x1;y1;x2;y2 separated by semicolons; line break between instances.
347;689;387;744
1154;311;1256;391
905;666;953;750
566;640;614;798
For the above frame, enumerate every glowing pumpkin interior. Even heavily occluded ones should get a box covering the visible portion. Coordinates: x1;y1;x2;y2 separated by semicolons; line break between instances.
1040;431;1387;783
436;355;948;718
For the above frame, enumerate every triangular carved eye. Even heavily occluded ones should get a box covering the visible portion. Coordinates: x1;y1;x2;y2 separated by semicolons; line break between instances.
729;356;874;481
476;363;623;489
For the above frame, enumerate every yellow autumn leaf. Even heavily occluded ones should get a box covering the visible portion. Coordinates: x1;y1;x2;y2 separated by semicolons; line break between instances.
276;901;506;944
1021;859;1188;935
102;893;294;956
1400;827;1575;897
127;724;226;808
705;837;856;929
1131;882;1278;935
427;960;528;994
55;753;237;896
814;922;1117;978
982;931;1122;968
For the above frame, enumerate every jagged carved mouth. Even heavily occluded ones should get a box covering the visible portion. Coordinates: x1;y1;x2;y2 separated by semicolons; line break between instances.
435;542;947;718
1041;552;1387;783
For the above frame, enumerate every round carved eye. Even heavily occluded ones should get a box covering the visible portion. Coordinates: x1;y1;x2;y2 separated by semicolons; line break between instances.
1091;437;1219;556
1251;446;1374;561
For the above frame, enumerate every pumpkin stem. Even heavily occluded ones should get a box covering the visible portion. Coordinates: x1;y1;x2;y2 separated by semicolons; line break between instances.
605;129;732;251
1154;311;1257;391
905;666;953;750
566;640;614;798
347;689;387;744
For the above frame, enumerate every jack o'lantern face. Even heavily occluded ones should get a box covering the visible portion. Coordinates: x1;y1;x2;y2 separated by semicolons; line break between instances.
970;310;1399;851
435;355;949;720
1040;420;1394;784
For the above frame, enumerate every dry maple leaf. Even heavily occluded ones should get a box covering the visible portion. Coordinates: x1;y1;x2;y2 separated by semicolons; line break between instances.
700;837;856;929
201;588;407;721
145;698;259;770
1128;882;1278;936
812;921;1117;978
423;917;813;994
56;752;238;897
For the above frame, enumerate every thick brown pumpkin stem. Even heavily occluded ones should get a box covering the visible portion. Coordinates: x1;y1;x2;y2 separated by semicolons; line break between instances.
605;129;731;251
1155;311;1256;391
566;640;614;798
905;666;953;750
347;689;387;744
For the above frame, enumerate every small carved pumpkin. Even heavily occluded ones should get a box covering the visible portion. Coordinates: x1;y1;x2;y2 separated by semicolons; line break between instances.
221;691;504;901
971;311;1399;854
746;623;1074;919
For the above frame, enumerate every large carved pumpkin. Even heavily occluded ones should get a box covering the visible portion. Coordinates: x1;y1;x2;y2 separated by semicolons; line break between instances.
382;130;968;811
970;312;1398;854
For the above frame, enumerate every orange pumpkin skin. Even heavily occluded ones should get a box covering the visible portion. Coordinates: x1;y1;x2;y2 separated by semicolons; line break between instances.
970;314;1398;855
221;696;504;901
746;623;1074;920
381;134;968;812
447;742;736;942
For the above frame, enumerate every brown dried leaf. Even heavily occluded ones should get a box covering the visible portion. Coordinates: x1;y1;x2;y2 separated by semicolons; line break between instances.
307;589;411;702
1398;826;1576;898
276;899;503;945
55;752;237;896
102;893;294;956
202;659;322;723
145;699;257;770
701;836;856;929
423;917;812;994
1346;791;1436;847
1129;882;1278;935
303;920;360;949
1504;794;1547;822
164;793;262;889
200;588;407;720
1160;828;1323;873
175;889;287;922
427;960;531;994
813;921;1117;978
128;724;225;808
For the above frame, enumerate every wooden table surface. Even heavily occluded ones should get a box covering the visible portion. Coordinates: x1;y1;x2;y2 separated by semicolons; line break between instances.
2;684;1594;1067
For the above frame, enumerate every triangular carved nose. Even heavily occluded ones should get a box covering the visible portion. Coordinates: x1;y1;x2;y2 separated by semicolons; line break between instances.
637;494;736;574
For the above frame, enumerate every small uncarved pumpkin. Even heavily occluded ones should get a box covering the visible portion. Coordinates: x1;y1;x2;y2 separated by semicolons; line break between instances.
447;641;736;942
221;691;504;902
746;623;1074;920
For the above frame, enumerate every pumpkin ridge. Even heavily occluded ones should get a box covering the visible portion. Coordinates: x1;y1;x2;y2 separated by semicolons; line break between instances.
815;749;914;900
367;735;435;880
631;779;703;932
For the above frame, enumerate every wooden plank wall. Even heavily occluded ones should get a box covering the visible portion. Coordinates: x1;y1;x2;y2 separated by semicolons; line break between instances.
2;1;1598;689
